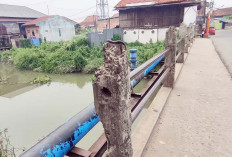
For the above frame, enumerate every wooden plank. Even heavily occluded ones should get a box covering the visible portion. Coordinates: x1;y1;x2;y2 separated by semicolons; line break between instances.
67;147;92;157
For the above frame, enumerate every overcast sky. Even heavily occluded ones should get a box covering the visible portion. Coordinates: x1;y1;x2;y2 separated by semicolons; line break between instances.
0;0;232;23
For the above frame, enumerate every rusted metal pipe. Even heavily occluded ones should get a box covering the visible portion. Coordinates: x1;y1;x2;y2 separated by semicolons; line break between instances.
132;68;170;122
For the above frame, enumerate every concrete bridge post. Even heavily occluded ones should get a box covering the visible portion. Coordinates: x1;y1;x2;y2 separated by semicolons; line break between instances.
93;41;133;157
177;23;187;63
163;26;177;88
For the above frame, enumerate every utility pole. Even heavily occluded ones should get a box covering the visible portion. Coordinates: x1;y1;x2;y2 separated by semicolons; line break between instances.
205;0;214;37
47;5;50;15
96;0;109;19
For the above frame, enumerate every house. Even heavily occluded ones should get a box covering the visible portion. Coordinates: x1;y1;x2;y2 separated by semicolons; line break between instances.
114;0;200;43
213;7;232;29
97;13;119;32
23;15;78;42
80;15;99;29
0;4;45;47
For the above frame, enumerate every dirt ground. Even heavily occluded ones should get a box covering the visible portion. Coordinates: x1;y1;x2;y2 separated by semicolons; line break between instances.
143;38;232;157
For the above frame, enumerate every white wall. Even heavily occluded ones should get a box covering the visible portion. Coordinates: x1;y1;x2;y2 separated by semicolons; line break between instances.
123;28;168;44
184;6;197;26
38;16;75;42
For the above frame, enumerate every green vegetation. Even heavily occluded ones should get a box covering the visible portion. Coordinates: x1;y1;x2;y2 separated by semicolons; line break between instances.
0;128;25;157
20;39;33;48
111;34;122;41
126;40;165;65
0;76;8;84
0;36;165;74
32;75;51;84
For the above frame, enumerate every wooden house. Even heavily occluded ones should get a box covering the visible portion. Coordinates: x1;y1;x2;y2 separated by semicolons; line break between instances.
114;0;200;43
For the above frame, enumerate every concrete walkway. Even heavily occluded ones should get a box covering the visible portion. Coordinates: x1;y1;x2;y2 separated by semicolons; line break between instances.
143;38;232;157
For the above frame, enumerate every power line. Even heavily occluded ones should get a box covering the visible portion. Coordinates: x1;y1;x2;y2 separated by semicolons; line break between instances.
68;5;96;17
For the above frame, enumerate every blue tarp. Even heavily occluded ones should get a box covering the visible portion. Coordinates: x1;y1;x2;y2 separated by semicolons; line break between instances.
30;38;40;46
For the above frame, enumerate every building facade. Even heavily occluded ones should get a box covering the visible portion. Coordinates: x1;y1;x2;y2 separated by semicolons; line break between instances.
97;13;119;32
213;7;232;29
23;15;77;42
0;4;45;48
115;0;200;43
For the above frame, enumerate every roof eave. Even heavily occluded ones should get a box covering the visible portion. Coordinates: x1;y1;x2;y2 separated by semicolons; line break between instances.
115;1;200;10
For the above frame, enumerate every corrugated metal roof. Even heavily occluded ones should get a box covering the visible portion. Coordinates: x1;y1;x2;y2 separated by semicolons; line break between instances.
23;15;78;27
0;4;46;18
23;16;54;26
115;0;199;9
213;7;232;17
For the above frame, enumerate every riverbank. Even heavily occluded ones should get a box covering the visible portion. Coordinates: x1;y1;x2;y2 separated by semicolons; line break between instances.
0;36;165;74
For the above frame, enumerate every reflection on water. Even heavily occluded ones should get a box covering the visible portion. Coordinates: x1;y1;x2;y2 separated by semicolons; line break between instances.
0;64;92;96
0;64;151;155
0;64;95;153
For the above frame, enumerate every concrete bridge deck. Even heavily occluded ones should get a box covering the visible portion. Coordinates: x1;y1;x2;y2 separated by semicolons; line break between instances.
142;38;232;157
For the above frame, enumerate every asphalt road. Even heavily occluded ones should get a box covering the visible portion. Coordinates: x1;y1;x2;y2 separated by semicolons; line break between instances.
211;30;232;77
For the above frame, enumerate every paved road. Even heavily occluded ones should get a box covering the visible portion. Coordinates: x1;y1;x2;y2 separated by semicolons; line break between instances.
211;30;232;77
143;38;232;157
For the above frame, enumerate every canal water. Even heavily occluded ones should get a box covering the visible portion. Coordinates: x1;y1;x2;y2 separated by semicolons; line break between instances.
0;64;150;155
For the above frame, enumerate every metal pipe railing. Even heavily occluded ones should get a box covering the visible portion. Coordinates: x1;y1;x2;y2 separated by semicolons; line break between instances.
131;55;165;88
132;68;170;122
20;104;98;157
130;48;170;80
20;49;170;157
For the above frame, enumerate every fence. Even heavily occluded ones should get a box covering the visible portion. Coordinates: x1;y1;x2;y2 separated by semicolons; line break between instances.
20;23;196;157
87;28;123;47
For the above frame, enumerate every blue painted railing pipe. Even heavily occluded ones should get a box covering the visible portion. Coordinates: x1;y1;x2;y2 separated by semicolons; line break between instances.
20;104;99;157
130;48;170;80
130;48;169;88
131;55;165;88
20;49;169;157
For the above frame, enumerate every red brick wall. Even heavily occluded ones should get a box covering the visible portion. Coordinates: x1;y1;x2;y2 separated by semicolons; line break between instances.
25;26;40;39
97;17;119;32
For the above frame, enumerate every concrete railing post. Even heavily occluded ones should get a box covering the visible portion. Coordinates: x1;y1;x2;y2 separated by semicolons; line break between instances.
190;23;194;43
177;23;187;63
187;26;191;47
93;41;133;157
163;26;177;88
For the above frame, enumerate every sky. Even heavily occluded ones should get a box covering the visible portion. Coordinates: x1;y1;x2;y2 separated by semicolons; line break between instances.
0;0;232;23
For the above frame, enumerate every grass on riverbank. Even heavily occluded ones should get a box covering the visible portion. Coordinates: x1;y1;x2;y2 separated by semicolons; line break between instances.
0;37;165;74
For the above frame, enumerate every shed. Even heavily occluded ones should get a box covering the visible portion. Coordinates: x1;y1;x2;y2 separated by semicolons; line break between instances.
23;15;78;42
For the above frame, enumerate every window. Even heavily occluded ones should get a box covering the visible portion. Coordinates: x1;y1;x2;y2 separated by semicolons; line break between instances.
59;28;61;37
32;30;35;37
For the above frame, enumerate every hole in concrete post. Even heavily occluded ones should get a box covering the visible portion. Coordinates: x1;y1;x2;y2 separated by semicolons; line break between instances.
101;87;112;97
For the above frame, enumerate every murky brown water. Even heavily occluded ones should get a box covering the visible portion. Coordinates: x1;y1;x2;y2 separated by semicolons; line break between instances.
0;64;150;155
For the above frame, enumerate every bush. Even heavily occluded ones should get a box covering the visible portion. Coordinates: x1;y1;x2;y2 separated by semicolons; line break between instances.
83;58;103;74
20;39;33;48
111;34;122;41
74;53;87;71
2;36;165;74
126;40;165;65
